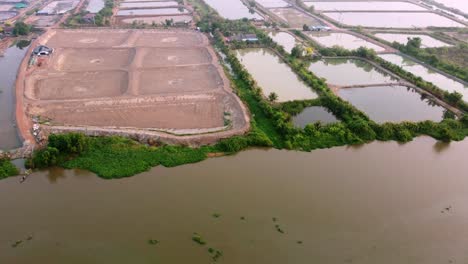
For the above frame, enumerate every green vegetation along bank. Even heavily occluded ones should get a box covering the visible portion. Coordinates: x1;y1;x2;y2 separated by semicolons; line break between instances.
22;0;468;179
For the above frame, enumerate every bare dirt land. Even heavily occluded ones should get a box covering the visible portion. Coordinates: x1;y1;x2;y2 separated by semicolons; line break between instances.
270;8;323;28
21;29;250;146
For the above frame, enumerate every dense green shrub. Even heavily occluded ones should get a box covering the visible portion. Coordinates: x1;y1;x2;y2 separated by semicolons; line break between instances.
0;159;19;179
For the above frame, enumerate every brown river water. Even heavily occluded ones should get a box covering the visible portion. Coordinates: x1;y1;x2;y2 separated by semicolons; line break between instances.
1;137;467;264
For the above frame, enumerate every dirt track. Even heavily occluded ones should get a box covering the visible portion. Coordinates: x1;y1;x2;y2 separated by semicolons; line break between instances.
19;29;250;146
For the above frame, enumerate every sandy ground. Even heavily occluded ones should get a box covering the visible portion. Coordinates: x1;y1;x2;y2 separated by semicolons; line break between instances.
270;7;323;28
19;29;250;146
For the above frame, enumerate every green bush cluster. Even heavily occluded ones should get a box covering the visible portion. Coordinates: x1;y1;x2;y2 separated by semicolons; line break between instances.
0;158;19;179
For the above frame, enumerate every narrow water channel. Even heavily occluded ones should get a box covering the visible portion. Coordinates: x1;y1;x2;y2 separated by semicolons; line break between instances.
1;137;467;264
0;42;29;150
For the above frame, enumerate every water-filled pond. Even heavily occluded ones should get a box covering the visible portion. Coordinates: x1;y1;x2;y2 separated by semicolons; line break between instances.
255;0;289;8
235;48;318;102
306;32;385;52
1;137;468;263
292;106;338;128
0;42;29;150
268;31;300;53
120;1;179;8
308;58;399;86
323;12;465;28
303;1;425;11
203;0;262;20
337;85;446;123
374;33;452;48
85;0;104;13
379;53;468;99
117;7;189;16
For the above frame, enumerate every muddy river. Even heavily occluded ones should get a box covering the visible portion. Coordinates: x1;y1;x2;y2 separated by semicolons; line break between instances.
0;43;29;150
1;137;467;263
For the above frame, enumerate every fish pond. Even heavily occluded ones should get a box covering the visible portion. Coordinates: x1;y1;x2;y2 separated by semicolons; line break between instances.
268;31;300;53
308;58;399;86
116;7;189;16
379;53;468;99
235;48;318;102
292;106;338;128
303;1;426;11
337;85;446;123
323;12;465;28
374;33;452;48
203;0;262;20
306;32;385;52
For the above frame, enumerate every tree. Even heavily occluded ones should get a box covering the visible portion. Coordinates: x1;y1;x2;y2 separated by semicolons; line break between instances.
302;24;309;31
13;22;30;36
268;92;278;102
446;91;463;104
406;37;422;50
291;45;304;58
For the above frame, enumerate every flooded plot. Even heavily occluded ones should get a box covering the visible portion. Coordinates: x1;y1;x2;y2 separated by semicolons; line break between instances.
0;44;29;150
379;53;468;99
303;1;426;11
31;71;128;100
120;15;192;24
138;65;222;95
85;0;104;13
255;0;289;8
236;48;318;102
37;0;80;15
31;15;59;27
120;1;179;8
338;85;445;123
271;7;322;28
308;58;398;86
203;0;262;20
293;106;338;128
52;48;134;71
306;32;385;52
268;31;300;53
433;0;468;14
0;11;16;21
323;12;465;28
375;33;452;48
116;8;189;16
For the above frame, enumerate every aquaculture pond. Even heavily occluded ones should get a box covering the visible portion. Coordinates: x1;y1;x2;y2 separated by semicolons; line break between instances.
203;0;262;20
2;137;468;264
268;31;300;53
303;1;425;11
235;48;318;102
379;53;468;99
306;32;385;52
337;85;445;123
85;0;104;13
323;12;465;28
116;8;189;16
432;0;468;14
0;42;29;150
255;0;289;8
120;1;179;8
292;106;338;128
308;58;399;86
374;33;452;48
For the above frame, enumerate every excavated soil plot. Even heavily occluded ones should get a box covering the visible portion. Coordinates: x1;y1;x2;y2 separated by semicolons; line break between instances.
23;29;249;144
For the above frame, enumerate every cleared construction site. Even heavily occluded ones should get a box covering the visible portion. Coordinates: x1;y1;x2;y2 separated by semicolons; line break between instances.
21;29;250;146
